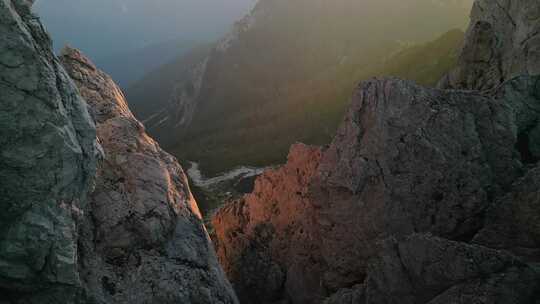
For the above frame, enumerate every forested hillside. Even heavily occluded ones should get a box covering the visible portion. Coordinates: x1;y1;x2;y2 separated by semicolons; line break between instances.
179;29;465;174
129;0;473;175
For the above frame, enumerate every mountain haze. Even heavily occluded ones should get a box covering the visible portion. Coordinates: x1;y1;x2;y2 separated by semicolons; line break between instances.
129;0;473;175
94;39;198;88
3;0;540;304
34;0;255;86
212;0;540;302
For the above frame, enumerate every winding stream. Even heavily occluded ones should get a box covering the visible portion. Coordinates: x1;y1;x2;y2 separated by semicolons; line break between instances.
187;161;267;189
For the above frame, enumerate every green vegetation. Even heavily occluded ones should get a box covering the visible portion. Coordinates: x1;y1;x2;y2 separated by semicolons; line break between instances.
366;29;465;86
130;0;471;176
173;29;465;176
126;44;212;121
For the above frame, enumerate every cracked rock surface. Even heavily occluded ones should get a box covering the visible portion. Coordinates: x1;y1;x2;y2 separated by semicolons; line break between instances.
326;234;538;304
0;0;98;301
213;77;540;304
0;1;238;303
59;47;238;304
439;0;540;90
212;143;324;304
212;0;540;302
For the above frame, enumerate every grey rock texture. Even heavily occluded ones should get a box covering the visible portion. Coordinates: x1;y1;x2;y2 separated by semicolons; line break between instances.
211;1;540;302
474;164;540;262
326;235;539;304
439;0;540;90
0;1;238;302
213;77;540;303
0;0;98;301
59;47;238;304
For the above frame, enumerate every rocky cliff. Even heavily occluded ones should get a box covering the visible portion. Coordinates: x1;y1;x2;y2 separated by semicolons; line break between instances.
212;144;324;303
0;0;99;301
212;1;540;303
0;1;237;303
439;0;540;90
59;47;238;304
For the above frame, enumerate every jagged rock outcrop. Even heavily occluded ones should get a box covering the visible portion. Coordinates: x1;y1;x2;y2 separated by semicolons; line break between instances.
212;144;324;304
0;0;98;301
439;0;540;90
325;235;538;304
59;47;238;304
213;77;540;303
212;1;540;302
310;76;540;292
0;1;238;303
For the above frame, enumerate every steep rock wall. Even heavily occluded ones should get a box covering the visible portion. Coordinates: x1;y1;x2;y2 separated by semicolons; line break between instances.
59;47;238;304
212;144;323;303
0;0;98;301
440;0;540;90
0;1;238;303
212;0;540;302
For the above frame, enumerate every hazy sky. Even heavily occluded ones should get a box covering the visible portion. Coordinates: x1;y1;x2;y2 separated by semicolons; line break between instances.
34;0;256;59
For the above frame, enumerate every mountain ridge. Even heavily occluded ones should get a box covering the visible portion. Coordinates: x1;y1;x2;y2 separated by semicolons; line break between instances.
128;0;473;176
211;0;540;302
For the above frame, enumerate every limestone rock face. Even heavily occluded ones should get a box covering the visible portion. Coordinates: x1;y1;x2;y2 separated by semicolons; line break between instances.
212;2;540;301
311;77;537;290
59;47;238;304
326;235;539;304
439;0;540;90
213;76;540;303
0;0;98;301
474;164;540;261
212;144;324;304
0;1;238;302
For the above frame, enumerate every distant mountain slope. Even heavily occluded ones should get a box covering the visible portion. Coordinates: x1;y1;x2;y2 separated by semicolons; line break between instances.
180;29;465;175
130;0;473;175
34;0;255;58
363;29;465;86
126;44;213;124
95;39;198;88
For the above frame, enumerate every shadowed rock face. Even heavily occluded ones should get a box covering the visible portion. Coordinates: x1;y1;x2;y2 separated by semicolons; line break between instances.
59;47;238;304
0;0;98;301
326;234;539;304
474;164;540;262
440;0;540;90
211;1;540;302
0;1;238;303
311;76;540;291
213;77;540;303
